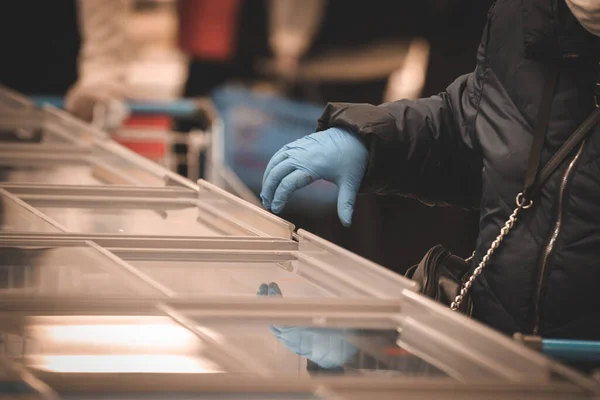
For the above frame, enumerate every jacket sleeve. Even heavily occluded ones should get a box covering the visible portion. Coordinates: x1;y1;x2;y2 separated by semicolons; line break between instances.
316;72;483;210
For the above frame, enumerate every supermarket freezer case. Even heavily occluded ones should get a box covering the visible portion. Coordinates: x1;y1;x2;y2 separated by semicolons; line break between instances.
1;85;600;399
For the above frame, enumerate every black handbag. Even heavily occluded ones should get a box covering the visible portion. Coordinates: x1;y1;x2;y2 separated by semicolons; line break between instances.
405;244;475;315
405;67;600;316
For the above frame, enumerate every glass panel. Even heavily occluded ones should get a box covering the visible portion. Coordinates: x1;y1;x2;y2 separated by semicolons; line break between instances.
0;381;36;395
126;259;334;298
0;125;48;144
0;246;139;296
91;145;170;187
20;315;446;379
0;144;169;188
30;202;227;236
328;384;592;400
0;111;78;145
23;316;223;374
61;395;324;400
0;193;60;233
0;86;32;109
0;164;107;185
184;316;446;378
0;157;165;186
296;231;418;297
197;181;294;239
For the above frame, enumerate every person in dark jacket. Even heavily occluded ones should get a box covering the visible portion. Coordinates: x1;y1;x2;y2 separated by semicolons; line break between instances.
260;0;600;340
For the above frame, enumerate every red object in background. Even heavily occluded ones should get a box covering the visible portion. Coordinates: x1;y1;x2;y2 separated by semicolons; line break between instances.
122;115;173;131
384;348;411;356
177;0;243;62
113;115;173;159
114;140;167;158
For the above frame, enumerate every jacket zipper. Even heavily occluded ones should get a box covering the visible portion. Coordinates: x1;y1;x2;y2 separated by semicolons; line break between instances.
531;141;586;335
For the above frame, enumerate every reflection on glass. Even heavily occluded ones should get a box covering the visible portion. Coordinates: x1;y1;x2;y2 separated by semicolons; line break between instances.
0;111;70;144
0;194;60;233
0;165;106;185
32;204;221;236
0;127;43;143
254;282;446;377
34;355;217;374
190;316;446;378
25;316;223;374
128;259;332;298
21;314;445;378
91;147;167;187
0;246;135;295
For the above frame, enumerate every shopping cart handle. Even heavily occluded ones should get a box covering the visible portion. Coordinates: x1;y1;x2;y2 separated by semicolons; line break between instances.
514;334;600;363
30;95;200;118
542;339;600;363
126;100;199;117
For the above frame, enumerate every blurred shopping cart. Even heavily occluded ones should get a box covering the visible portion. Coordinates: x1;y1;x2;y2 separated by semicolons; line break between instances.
514;334;600;373
29;96;211;182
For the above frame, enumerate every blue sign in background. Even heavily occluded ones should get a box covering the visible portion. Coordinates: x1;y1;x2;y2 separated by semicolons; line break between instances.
211;86;338;211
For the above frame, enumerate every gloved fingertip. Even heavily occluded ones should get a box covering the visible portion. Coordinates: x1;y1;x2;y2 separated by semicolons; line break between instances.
271;201;284;214
337;178;359;228
260;194;271;210
268;325;282;335
257;283;269;296
268;282;282;296
339;209;353;228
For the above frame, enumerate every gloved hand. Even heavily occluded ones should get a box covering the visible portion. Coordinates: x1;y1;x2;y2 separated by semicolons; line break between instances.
64;83;129;130
257;282;359;369
260;127;368;227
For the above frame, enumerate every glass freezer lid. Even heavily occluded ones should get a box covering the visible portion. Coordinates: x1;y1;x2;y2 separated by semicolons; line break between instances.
0;244;161;297
0;191;61;233
19;314;445;379
90;141;188;188
36;105;107;144
60;394;325;400
0;119;79;145
0;163;110;186
119;256;344;298
116;249;393;299
11;310;600;398
0;84;33;109
5;182;293;238
0;361;43;397
17;190;284;237
28;200;229;236
0;153;168;187
181;315;446;379
23;315;225;374
325;382;595;400
0;105;105;145
161;309;576;384
126;258;332;298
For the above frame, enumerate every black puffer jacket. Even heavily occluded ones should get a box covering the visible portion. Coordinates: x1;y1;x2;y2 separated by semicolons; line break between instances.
317;0;600;340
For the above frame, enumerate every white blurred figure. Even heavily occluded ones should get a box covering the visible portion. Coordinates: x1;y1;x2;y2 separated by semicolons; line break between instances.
384;38;430;102
268;0;326;80
65;0;132;130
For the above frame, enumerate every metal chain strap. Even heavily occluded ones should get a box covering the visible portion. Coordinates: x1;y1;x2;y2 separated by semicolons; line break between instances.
450;192;533;312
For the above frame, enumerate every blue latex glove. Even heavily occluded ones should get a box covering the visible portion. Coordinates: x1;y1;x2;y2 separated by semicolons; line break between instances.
257;282;359;369
260;127;368;227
